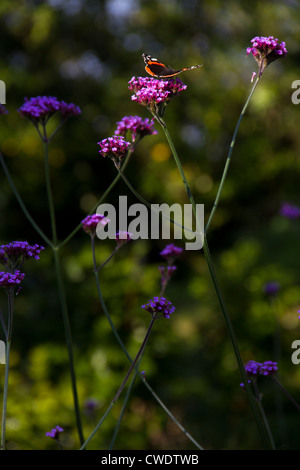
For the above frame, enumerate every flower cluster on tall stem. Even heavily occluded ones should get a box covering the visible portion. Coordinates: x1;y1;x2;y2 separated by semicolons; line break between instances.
18;96;81;142
247;36;287;77
158;243;183;295
128;76;187;118
0;240;43;450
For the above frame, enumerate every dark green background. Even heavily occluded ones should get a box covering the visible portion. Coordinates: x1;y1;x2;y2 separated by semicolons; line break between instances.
0;0;300;450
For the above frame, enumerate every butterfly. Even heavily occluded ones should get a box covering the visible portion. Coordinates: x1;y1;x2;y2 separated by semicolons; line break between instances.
142;53;202;78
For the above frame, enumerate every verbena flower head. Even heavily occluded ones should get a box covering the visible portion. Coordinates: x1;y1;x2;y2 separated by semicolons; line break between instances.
240;360;278;387
97;136;131;168
115;115;157;142
0;104;8;115
244;360;262;377
279;202;300;219
141;296;175;319
115;231;133;247
0;270;25;292
18;96;81;124
0;241;44;270
160;244;183;264
247;36;287;77
59;100;81;119
84;398;100;415
81;214;110;236
45;425;64;440
128;76;187;117
260;361;278;376
263;281;280;297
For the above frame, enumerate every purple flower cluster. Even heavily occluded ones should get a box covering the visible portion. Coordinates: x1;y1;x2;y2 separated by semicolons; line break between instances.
45;425;64;440
81;214;110;235
0;241;45;269
115;231;133;247
128;76;187;116
97;136;131;168
279;202;300;219
240;360;278;388
263;281;280;297
0;270;25;291
160;244;183;263
115;115;157;142
247;36;287;77
158;244;183;291
141;296;175;319
18;96;81;123
0;104;8;115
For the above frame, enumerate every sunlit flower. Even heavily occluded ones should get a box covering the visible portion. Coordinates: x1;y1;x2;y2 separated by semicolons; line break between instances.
81;214;110;236
247;36;287;77
128;76;187;117
18;96;81;124
97;136;131;168
115;115;157;142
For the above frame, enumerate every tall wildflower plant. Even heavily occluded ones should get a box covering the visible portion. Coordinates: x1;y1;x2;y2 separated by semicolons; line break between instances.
0;36;298;451
0;242;44;449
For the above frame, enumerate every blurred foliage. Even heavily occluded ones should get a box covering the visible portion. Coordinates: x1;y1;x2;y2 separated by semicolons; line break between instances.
0;0;300;450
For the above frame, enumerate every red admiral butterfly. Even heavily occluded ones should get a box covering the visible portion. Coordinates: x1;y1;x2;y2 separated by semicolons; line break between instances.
142;53;202;78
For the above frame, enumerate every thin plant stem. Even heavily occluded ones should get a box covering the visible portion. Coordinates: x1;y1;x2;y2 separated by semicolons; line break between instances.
271;376;300;412
53;249;84;445
42;134;84;446
58;147;135;249
117;168;195;237
108;371;137;450
0;152;53;248
252;379;276;450
0;308;7;338
90;236;204;450
158;116;269;448
80;317;156;450
43;139;57;245
205;76;260;233
1;292;14;450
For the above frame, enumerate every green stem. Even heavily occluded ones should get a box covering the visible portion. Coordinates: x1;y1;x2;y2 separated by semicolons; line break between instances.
1;292;14;450
108;371;137;450
159;117;268;448
252;379;276;450
205;76;260;233
43;140;57;245
1;340;10;450
42;135;84;445
53;249;84;445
